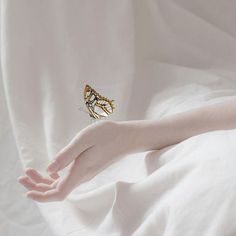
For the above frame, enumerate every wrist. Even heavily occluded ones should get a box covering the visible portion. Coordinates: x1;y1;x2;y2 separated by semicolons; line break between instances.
117;119;163;153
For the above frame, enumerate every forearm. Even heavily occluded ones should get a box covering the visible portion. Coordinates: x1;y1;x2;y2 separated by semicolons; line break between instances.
120;99;236;151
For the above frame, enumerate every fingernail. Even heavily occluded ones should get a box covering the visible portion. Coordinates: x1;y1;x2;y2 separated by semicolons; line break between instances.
47;160;59;173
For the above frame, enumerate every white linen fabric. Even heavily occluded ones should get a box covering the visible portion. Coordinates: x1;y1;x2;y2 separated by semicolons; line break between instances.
1;0;236;235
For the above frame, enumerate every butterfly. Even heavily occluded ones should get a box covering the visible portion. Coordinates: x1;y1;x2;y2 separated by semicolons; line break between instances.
83;84;115;120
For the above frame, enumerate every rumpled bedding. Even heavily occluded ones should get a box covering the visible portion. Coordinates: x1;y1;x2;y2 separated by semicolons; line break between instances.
1;0;236;236
59;83;236;236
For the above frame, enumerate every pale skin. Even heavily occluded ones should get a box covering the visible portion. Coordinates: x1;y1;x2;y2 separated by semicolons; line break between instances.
18;99;236;202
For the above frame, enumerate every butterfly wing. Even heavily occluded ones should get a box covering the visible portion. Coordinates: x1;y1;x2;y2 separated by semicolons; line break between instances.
84;84;115;119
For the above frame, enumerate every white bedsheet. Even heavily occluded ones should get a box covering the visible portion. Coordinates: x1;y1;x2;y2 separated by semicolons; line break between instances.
31;82;236;236
42;82;236;236
1;0;236;236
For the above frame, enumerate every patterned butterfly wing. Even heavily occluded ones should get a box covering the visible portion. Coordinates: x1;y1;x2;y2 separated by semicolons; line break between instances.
84;84;115;119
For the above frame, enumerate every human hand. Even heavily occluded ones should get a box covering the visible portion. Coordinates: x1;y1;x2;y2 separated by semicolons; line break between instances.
18;120;147;202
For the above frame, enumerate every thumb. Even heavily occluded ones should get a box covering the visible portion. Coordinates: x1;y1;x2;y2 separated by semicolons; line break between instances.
47;132;92;174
